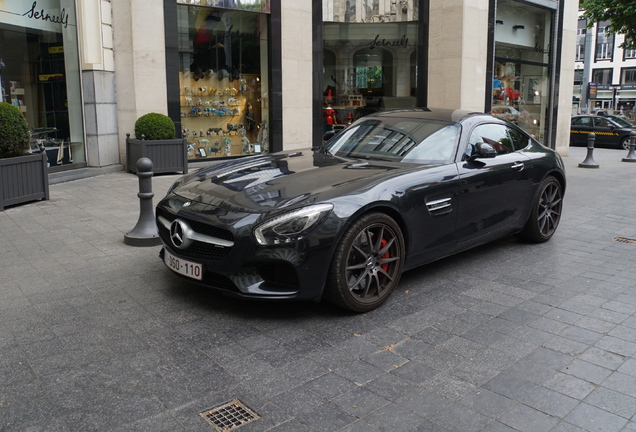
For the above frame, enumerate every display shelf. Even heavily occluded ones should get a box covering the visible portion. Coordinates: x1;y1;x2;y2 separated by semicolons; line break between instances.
179;71;261;159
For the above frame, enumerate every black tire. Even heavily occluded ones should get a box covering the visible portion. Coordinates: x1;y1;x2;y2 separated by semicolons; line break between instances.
519;176;563;243
324;213;405;313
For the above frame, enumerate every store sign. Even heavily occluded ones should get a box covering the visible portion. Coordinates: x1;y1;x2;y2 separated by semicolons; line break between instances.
23;1;68;28
0;0;73;31
533;42;550;55
369;34;409;50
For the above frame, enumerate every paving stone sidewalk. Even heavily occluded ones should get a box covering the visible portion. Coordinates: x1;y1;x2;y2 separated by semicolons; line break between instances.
1;146;636;432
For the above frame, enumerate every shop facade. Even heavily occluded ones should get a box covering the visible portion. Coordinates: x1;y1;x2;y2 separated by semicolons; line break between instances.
2;0;576;183
0;0;85;171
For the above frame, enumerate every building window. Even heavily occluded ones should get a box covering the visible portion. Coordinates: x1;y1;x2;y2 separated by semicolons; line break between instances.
576;19;586;61
624;41;636;60
621;68;636;85
322;0;419;131
492;0;553;142
592;68;612;85
0;1;84;169
595;21;614;61
177;4;270;160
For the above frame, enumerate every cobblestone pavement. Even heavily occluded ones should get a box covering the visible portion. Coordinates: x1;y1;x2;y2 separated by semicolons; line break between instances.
1;146;636;432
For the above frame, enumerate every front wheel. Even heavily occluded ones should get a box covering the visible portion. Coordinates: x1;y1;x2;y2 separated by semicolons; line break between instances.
621;136;631;150
324;213;405;313
518;176;563;243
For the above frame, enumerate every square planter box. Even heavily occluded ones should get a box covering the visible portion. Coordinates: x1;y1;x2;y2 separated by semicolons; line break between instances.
0;151;50;211
126;136;188;174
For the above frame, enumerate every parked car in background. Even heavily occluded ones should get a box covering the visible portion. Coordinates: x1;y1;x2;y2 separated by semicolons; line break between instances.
491;105;521;123
570;115;636;149
156;108;565;312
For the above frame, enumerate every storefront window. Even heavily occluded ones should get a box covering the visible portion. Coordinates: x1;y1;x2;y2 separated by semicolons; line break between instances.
177;0;270;13
322;0;419;131
492;0;553;142
0;0;84;169
178;4;269;159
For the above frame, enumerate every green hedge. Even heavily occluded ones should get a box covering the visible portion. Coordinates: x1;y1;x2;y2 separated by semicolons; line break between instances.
0;102;30;158
134;112;176;140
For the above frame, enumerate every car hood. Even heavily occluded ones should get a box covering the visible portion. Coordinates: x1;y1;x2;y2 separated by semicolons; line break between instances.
170;149;436;213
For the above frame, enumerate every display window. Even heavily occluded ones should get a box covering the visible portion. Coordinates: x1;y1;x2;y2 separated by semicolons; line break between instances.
177;0;270;13
177;4;269;159
322;0;419;131
0;0;84;169
491;0;553;142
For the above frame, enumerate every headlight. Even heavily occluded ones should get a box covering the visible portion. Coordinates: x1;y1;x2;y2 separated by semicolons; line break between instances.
254;204;334;246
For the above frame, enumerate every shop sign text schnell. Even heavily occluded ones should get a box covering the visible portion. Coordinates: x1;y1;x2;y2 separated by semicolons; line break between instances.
23;1;69;29
369;34;409;49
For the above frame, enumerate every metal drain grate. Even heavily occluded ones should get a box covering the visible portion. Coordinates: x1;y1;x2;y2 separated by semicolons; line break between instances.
199;399;260;431
613;237;636;244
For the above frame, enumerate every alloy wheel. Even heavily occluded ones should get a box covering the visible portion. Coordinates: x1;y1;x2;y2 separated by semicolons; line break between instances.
537;181;562;238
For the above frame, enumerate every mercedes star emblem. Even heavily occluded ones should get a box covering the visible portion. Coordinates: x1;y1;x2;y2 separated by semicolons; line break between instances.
169;219;193;249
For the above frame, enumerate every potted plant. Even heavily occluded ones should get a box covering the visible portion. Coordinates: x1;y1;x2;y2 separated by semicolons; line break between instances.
0;102;49;211
126;112;188;174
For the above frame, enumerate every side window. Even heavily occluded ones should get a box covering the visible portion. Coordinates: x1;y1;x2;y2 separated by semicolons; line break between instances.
507;127;530;151
573;117;592;126
468;124;513;156
594;118;609;128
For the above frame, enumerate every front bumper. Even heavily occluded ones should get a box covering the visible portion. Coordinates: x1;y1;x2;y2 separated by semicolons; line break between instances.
156;203;337;302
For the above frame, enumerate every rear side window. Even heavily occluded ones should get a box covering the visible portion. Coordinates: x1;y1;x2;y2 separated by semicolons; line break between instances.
572;117;592;127
507;127;530;151
468;124;512;155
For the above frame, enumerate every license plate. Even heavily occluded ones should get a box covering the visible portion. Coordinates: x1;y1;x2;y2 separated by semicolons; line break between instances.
164;250;203;281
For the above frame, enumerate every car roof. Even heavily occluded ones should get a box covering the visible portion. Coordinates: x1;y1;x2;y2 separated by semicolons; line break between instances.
367;107;486;123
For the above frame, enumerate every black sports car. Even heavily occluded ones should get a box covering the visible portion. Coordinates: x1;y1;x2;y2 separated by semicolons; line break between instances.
156;108;565;312
570;114;636;149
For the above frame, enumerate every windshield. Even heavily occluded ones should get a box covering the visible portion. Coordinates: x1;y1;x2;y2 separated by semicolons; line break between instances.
324;118;460;163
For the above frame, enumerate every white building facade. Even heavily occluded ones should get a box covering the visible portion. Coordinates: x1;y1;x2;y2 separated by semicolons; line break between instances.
574;9;636;118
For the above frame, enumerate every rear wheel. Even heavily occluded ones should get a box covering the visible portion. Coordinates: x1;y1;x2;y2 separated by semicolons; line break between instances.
519;176;563;242
324;213;405;312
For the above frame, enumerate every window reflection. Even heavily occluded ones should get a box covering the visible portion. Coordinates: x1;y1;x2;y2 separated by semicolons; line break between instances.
491;0;553;142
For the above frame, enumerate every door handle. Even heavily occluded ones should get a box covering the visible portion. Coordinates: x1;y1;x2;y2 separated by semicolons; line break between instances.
511;162;525;171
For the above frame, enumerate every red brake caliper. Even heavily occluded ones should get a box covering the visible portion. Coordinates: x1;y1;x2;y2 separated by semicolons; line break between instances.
380;238;389;272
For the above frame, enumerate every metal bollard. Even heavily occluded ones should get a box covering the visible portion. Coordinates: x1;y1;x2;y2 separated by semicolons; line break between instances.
622;131;636;162
578;132;599;168
124;157;162;246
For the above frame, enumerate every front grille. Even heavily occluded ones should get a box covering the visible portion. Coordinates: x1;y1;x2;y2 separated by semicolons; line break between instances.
156;206;234;260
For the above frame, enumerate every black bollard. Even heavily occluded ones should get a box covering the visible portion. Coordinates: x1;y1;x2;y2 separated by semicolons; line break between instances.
124;157;162;246
622;131;636;162
579;132;599;168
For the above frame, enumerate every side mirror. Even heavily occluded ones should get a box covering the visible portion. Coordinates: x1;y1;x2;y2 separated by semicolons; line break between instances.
323;130;337;142
475;142;497;159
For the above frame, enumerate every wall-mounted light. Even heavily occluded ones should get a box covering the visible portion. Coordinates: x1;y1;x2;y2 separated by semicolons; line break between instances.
496;20;504;25
513;25;525;30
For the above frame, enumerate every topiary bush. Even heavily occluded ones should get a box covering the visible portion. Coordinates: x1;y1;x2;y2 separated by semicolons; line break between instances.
134;112;176;140
0;102;30;158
